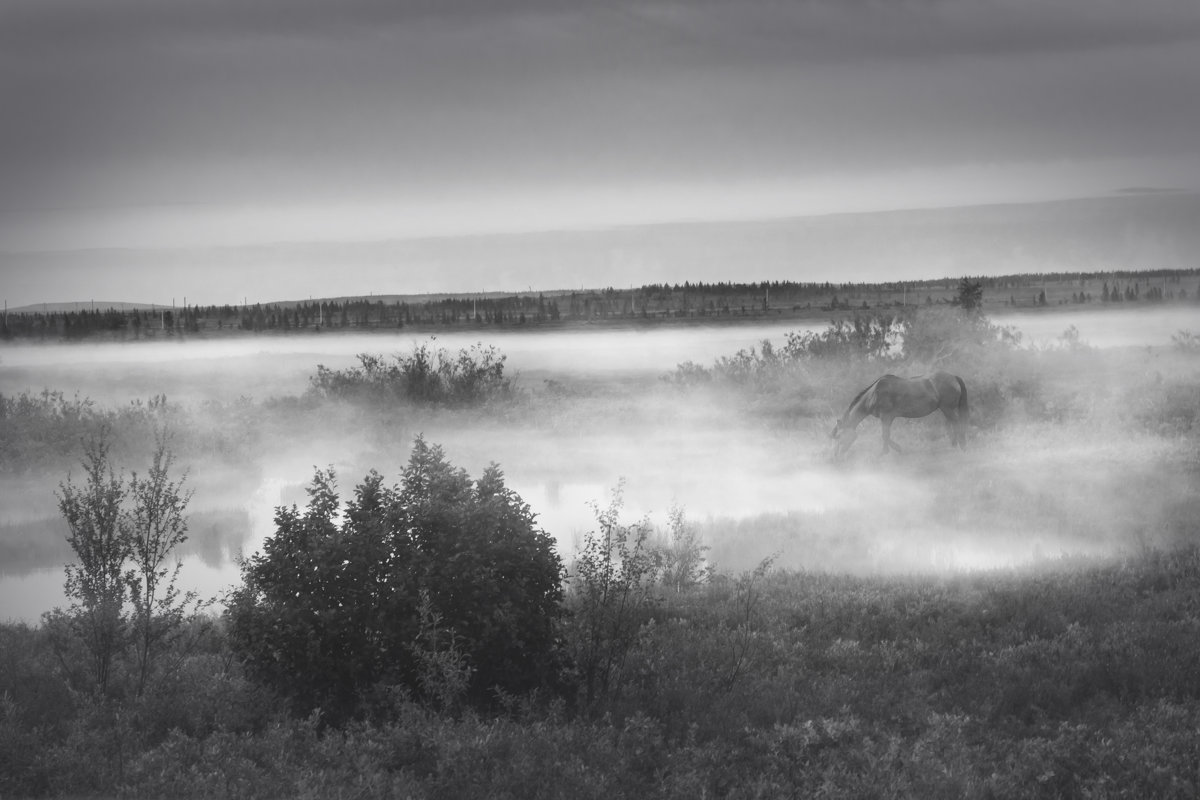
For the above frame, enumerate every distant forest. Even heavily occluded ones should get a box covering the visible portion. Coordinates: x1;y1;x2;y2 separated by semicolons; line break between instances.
4;268;1198;342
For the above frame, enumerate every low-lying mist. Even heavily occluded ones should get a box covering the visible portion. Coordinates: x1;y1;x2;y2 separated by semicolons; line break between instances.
1;308;1197;622
0;323;821;405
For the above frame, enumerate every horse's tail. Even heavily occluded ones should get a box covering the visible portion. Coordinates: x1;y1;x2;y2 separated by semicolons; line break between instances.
956;375;969;420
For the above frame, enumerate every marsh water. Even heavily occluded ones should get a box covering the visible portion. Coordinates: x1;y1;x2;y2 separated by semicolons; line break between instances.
2;306;1197;622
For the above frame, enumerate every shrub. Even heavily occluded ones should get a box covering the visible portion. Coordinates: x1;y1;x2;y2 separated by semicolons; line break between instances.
787;315;902;361
564;482;665;711
663;316;902;390
310;342;513;406
899;305;1020;369
226;437;565;720
0;391;183;475
656;504;712;594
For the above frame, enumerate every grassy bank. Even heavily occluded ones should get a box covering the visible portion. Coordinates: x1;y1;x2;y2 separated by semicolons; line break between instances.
3;546;1199;798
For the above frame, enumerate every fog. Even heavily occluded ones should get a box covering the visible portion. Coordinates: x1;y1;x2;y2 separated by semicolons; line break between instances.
2;307;1197;622
994;306;1200;349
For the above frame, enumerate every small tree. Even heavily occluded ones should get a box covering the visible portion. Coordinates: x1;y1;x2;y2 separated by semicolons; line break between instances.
659;504;711;593
57;434;130;696
566;481;664;711
125;432;196;696
54;429;197;697
953;278;983;311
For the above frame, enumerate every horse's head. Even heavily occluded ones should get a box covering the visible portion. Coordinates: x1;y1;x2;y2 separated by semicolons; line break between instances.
829;419;857;460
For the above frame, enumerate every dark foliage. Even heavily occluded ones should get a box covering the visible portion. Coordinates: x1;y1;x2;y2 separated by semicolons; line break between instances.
226;438;564;720
6;545;1200;798
309;343;512;406
954;277;985;311
4;268;1197;342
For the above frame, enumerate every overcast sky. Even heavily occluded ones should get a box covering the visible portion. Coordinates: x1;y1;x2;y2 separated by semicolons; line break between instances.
3;0;1200;304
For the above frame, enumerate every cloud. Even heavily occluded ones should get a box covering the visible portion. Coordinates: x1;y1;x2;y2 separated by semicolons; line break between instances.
2;0;1199;250
6;0;1200;55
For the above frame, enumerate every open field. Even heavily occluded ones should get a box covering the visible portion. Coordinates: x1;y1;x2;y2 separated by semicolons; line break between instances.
1;304;1199;797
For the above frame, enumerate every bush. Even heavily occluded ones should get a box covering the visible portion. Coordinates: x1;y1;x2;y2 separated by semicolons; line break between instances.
663;316;902;391
564;483;664;711
310;342;513;406
226;437;565;721
899;305;1020;369
0;390;183;475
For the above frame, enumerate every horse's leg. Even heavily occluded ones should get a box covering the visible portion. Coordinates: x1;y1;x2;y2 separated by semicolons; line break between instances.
943;409;959;447
881;416;902;454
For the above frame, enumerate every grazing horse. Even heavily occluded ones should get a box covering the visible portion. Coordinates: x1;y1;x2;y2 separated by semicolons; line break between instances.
831;372;968;459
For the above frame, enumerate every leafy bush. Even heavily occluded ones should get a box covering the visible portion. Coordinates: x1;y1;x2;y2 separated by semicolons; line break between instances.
226;438;564;720
663;316;902;391
0;390;182;474
563;483;664;711
656;504;712;594
310;342;513;406
789;315;902;361
899;305;1020;369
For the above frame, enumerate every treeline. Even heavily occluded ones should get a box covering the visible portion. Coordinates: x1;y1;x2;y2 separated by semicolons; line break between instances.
0;296;565;341
3;268;1198;342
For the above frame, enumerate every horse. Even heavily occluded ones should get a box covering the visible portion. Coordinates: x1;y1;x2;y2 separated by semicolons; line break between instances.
830;372;968;459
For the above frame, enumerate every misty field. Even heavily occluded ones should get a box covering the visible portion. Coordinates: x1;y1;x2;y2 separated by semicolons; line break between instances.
2;304;1199;798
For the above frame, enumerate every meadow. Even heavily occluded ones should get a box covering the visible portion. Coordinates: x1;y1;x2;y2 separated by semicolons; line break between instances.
1;301;1199;798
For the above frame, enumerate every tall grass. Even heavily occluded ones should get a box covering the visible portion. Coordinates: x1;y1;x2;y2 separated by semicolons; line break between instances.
4;546;1200;798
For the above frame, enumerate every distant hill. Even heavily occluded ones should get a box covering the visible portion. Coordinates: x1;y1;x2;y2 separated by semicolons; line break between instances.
4;192;1199;309
269;192;1200;295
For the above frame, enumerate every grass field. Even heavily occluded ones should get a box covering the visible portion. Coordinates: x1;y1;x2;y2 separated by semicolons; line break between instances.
1;305;1198;798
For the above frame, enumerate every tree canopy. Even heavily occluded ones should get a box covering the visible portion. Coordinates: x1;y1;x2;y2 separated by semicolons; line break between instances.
226;438;564;720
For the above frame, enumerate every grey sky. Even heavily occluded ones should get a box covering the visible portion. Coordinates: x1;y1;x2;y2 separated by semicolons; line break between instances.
3;0;1200;302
